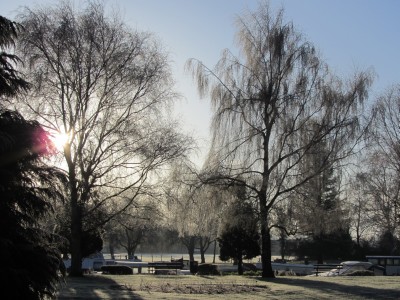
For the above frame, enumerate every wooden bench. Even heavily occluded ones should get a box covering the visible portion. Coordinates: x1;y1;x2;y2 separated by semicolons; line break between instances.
313;264;342;276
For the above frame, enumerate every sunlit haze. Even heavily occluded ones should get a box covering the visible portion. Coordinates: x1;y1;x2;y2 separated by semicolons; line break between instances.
50;130;69;151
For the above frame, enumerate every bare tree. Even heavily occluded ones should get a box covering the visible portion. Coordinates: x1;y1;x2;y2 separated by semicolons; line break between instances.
353;85;400;251
15;1;193;276
187;2;372;277
114;196;160;259
164;162;224;263
346;173;375;249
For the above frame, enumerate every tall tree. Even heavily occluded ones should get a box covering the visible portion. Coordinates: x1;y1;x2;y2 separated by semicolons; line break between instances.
348;85;400;254
366;85;400;243
187;2;372;277
0;15;65;299
15;1;192;276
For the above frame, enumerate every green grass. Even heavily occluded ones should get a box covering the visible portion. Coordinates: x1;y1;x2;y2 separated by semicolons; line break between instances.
57;274;400;299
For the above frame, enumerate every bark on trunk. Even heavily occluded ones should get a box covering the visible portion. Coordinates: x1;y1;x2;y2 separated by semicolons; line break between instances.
212;240;217;263
238;255;244;275
260;193;275;278
66;147;83;277
70;197;83;276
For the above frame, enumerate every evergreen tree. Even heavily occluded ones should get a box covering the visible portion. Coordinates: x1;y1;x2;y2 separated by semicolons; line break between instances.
0;16;29;97
218;187;260;275
294;139;349;263
0;15;65;299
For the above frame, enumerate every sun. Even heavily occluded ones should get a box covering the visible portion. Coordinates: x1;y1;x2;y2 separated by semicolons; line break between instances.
51;131;70;151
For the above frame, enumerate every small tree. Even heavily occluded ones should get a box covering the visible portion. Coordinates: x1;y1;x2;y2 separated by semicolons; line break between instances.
218;187;260;275
164;162;224;263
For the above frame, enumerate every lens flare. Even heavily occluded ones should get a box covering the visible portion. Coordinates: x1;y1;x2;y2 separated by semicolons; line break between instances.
51;131;69;151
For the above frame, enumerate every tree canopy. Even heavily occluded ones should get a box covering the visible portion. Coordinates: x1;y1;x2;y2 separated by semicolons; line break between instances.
14;0;193;276
188;1;372;277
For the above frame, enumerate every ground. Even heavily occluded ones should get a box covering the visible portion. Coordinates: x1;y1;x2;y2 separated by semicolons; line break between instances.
57;274;400;299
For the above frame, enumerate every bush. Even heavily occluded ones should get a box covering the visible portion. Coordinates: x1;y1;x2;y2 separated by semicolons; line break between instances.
196;264;220;275
344;270;374;276
101;265;133;275
244;270;262;276
243;263;258;271
275;270;297;276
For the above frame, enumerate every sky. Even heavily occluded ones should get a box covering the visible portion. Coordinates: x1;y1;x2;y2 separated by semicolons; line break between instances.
3;0;400;166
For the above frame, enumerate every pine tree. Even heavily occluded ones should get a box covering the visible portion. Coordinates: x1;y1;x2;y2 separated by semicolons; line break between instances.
218;186;260;275
0;15;65;299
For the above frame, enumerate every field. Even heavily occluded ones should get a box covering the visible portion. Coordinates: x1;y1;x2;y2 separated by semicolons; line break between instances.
57;274;400;299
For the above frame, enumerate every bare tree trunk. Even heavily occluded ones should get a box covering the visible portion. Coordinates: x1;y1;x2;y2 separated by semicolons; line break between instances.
188;237;196;262
109;243;115;260
108;233;116;260
238;255;244;275
280;230;286;260
181;236;196;261
199;236;212;263
260;193;274;278
213;240;217;263
68;152;83;277
70;194;83;276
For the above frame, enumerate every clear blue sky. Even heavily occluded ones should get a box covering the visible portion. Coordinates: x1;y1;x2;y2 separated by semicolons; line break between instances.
3;0;400;165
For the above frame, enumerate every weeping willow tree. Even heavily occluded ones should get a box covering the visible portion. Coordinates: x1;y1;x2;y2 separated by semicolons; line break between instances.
187;2;372;277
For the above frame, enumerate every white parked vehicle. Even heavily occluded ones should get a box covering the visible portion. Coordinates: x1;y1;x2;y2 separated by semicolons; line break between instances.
311;261;385;276
63;252;105;272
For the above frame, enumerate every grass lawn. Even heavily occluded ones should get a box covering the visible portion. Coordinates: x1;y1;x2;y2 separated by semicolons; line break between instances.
57;273;400;299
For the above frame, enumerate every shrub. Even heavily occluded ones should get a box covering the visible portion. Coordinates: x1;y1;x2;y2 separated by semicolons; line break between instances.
244;270;262;276
101;265;133;275
275;270;298;276
196;264;220;275
344;270;374;276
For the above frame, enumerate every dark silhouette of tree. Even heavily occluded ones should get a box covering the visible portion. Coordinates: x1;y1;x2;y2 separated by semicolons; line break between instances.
295;228;354;262
187;2;372;277
218;187;260;275
0;110;66;299
0;15;66;299
376;230;400;255
0;16;29;97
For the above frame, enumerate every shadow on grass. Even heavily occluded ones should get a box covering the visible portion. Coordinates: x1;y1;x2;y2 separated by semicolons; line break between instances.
57;274;143;299
257;277;400;300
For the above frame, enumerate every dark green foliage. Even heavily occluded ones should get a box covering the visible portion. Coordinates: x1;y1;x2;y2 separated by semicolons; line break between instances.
0;15;66;299
56;205;104;260
295;228;354;263
0;16;30;97
219;226;261;261
0;109;65;299
218;193;260;275
376;230;400;255
196;263;220;275
101;265;133;275
59;228;103;259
